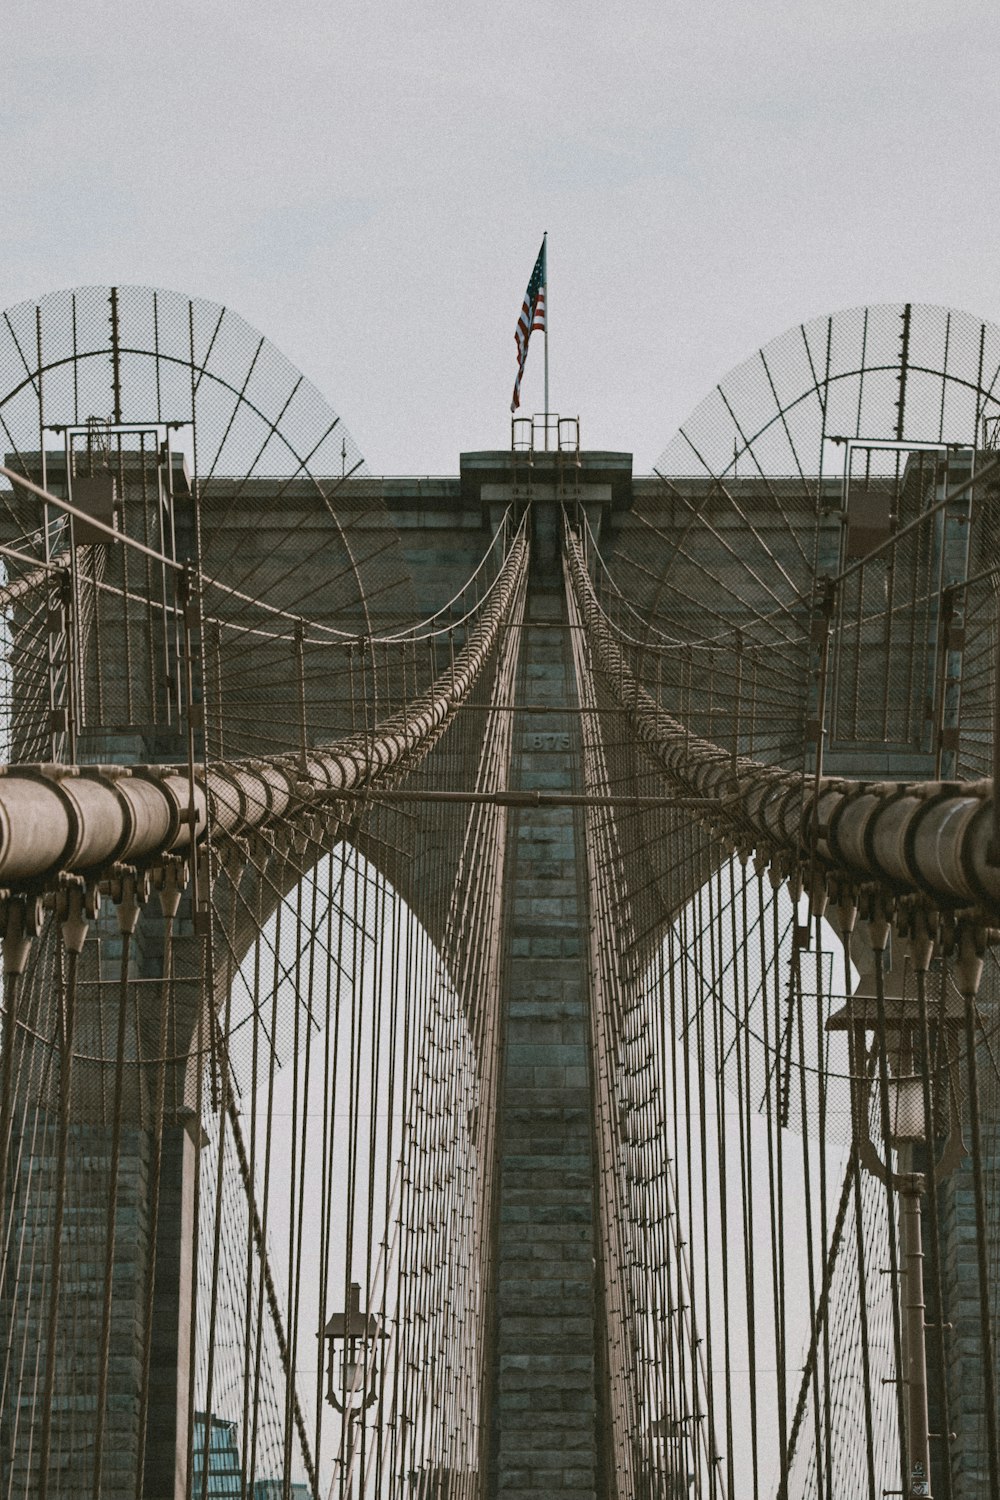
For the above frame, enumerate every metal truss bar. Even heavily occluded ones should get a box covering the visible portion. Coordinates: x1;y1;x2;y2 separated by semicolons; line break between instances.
341;788;733;810
0;463;183;572
470;703;629;715
831;453;1000;587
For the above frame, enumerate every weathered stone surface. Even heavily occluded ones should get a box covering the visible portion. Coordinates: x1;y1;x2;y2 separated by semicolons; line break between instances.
490;511;599;1500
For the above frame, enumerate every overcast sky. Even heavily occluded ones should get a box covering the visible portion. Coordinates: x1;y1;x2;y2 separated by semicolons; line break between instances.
4;0;999;475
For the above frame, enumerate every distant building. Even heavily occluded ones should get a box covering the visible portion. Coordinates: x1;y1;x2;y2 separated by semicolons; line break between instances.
191;1414;312;1499
192;1412;242;1497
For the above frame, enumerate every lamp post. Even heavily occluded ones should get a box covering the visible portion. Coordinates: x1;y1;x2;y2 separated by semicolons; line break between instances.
828;918;965;1500
323;1282;382;1500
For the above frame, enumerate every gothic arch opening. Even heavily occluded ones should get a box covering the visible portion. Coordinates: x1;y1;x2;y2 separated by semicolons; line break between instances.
196;840;489;1497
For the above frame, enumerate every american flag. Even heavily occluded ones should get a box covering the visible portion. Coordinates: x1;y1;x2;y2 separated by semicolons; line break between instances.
511;239;546;413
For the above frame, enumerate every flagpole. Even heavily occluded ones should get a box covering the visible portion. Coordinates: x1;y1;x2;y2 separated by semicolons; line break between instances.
543;232;549;451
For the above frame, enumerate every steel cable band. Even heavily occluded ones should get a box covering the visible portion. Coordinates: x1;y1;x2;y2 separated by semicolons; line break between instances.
564;522;1000;915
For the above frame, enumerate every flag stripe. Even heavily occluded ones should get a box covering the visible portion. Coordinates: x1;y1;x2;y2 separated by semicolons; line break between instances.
511;241;546;413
